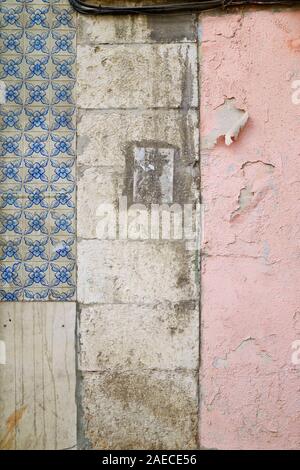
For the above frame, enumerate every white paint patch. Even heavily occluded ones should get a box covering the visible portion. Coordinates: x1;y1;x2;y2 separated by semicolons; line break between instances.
291;339;300;365
291;80;300;104
0;81;6;104
224;110;249;146
0;340;6;365
203;98;249;149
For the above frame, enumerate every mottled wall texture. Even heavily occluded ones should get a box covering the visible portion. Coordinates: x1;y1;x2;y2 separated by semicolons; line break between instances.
76;10;200;450
0;3;299;451
200;9;300;450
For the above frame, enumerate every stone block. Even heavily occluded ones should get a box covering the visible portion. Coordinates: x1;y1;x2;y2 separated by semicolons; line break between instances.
78;13;197;45
77;109;199;168
79;301;199;371
77;240;199;304
78;370;198;450
77;44;198;109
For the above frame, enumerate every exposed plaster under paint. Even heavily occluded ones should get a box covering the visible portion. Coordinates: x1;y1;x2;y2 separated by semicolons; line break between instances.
202;98;249;149
231;160;275;220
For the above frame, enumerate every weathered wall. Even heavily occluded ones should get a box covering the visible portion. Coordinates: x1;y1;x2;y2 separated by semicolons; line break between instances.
76;12;201;449
200;9;300;449
0;3;299;451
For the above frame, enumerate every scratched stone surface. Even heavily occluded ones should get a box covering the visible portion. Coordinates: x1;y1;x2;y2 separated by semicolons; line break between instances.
0;302;76;450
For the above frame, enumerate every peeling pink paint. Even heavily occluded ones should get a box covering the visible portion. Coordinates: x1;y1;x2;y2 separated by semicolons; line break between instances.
200;10;300;449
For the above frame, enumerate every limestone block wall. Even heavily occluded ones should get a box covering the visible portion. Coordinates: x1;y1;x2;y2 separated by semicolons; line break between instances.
76;11;201;450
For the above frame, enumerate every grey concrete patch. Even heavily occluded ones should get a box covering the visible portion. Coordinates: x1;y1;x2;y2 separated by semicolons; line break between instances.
123;138;198;208
133;146;175;204
147;13;197;43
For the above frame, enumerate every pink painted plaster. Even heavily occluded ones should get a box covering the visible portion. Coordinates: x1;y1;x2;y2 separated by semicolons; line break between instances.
200;9;300;449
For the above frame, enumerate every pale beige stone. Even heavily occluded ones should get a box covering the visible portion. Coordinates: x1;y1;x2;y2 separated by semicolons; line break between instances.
77;166;124;238
77;44;198;109
79;302;199;371
75;10;201;452
78;15;152;45
77;240;199;304
77;109;199;168
0;303;76;450
77;109;199;238
78;370;198;450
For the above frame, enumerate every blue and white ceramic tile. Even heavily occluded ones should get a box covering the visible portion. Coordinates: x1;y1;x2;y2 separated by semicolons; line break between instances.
0;0;76;301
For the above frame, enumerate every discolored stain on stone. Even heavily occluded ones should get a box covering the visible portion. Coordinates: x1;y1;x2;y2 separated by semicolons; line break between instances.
123;139;196;208
78;301;199;371
147;13;197;43
77;43;198;109
79;370;198;450
76;4;200;452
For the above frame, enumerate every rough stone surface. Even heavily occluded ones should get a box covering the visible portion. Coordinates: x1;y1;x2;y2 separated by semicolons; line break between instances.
79;302;199;371
200;10;300;450
78;371;198;450
77;109;199;238
78;240;199;304
78;13;197;44
77;44;198;109
77;109;199;168
76;5;200;451
77;166;124;239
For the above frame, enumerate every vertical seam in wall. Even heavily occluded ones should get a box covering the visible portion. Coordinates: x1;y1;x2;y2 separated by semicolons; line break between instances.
75;302;84;449
75;10;80;450
75;10;78;307
196;13;202;451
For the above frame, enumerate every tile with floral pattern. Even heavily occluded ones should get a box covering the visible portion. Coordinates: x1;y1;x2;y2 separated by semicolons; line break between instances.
0;0;76;301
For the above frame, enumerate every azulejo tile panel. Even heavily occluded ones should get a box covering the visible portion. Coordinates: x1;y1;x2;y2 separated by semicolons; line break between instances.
0;0;76;301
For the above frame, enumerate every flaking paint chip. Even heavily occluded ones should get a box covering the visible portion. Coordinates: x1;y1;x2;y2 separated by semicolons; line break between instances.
203;98;249;149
